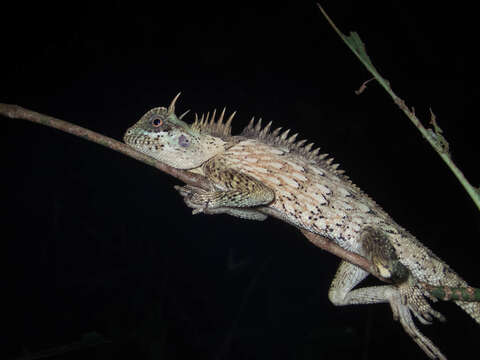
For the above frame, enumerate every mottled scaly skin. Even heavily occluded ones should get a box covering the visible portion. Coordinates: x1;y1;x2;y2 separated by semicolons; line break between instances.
220;136;478;319
124;95;478;359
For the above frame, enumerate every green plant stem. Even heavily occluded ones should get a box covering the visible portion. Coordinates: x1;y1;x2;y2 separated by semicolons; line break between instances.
317;4;480;212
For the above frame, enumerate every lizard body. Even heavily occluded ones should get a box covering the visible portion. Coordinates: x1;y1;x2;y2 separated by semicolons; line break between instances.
124;94;479;359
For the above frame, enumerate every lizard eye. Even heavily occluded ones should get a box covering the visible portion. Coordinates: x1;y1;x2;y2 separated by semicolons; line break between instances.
152;118;163;127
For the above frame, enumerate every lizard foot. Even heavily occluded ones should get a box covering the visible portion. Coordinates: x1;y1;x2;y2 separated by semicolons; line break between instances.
388;282;447;360
174;185;268;220
399;281;446;325
174;185;210;214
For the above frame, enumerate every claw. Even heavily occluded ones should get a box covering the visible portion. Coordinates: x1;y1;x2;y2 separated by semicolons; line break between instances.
388;287;447;360
387;281;448;359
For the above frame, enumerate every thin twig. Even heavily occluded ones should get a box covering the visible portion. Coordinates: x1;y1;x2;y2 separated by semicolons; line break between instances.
300;229;376;275
317;4;480;212
0;103;210;188
0;103;383;279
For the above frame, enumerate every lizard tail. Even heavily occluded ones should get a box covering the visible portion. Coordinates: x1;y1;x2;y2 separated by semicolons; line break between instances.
434;268;480;325
456;301;480;325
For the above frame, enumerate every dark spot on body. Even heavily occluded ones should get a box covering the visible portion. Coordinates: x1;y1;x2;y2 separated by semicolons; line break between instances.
178;135;190;147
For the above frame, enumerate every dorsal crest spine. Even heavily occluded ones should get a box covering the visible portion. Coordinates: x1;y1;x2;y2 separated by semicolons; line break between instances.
240;117;346;176
178;95;347;177
191;108;235;139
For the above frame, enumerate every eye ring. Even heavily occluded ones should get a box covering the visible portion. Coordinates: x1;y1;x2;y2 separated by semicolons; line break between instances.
152;118;163;127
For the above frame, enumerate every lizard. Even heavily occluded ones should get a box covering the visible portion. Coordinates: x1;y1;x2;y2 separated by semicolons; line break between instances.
123;94;479;359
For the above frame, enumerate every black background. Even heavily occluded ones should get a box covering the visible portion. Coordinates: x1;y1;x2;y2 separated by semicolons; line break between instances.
2;1;477;359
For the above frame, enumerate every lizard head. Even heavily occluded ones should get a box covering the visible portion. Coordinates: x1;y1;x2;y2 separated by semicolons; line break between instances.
124;93;227;169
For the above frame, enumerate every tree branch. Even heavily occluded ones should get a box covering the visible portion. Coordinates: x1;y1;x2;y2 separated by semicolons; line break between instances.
1;103;210;188
1;102;386;281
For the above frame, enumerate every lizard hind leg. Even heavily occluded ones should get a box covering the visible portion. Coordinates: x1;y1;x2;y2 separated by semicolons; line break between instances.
328;261;447;359
328;225;447;359
359;226;446;325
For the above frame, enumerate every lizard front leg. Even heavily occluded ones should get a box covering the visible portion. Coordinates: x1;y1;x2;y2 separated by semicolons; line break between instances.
174;159;275;220
174;184;270;220
328;227;446;359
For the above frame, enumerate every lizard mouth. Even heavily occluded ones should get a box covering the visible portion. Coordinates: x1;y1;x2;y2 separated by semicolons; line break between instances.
123;130;140;148
124;131;161;154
